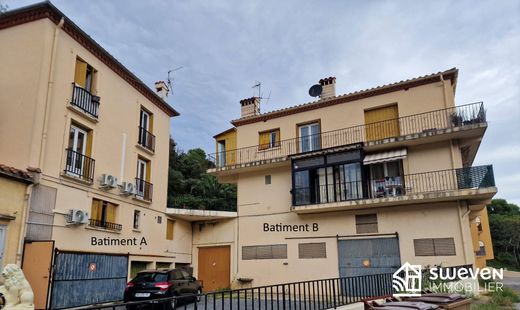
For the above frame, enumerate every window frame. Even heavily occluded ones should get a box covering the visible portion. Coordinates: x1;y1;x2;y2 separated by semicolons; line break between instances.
258;128;281;150
133;210;141;230
296;120;321;153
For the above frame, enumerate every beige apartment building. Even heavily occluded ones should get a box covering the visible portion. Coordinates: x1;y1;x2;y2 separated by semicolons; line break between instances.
207;68;496;289
0;2;194;308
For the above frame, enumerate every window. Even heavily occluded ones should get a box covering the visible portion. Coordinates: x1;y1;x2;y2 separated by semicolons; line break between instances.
90;199;120;231
265;175;271;185
298;243;326;259
292;150;363;206
217;140;226;167
259;129;280;150
242;244;287;260
364;104;399;141
414;238;456;256
369;160;403;198
356;214;378;233
136;157;152;200
138;108;155;151
133;210;141;230
65;122;94;180
298;122;320;152
166;219;175;240
157;216;162;224
476;241;486;256
74;58;96;92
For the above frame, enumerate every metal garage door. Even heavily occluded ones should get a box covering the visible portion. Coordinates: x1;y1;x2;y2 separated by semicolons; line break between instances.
50;251;129;309
338;237;400;296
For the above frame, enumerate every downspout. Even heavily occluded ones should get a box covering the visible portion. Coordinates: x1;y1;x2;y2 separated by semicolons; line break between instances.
38;18;65;168
457;201;471;264
16;182;34;265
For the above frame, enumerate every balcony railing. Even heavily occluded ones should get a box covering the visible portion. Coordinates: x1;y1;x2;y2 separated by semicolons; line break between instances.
209;102;486;169
138;126;155;152
64;148;95;182
135;178;153;201
89;219;122;231
293;165;495;206
71;83;100;118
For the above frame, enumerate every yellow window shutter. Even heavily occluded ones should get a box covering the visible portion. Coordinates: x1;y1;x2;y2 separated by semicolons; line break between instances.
106;202;116;223
364;105;399;141
90;199;102;221
74;59;87;88
166;219;174;240
259;132;270;150
275;129;281;146
146;161;151;182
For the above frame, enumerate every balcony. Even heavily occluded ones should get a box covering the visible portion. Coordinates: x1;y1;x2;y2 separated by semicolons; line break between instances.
135;178;153;201
208;102;486;173
138;126;156;153
70;83;100;118
64;148;95;183
89;219;122;231
293;165;496;213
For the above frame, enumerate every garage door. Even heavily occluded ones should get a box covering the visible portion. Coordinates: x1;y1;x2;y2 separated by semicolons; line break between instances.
198;246;230;292
338;238;400;296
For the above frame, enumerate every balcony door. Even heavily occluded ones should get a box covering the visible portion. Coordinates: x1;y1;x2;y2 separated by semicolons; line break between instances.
299;122;320;153
217;140;226;167
136;159;148;197
66;125;88;177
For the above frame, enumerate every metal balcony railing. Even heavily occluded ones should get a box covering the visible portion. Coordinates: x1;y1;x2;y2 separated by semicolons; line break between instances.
138;126;155;152
64;148;95;182
135;178;153;201
293;165;495;206
89;219;122;231
71;83;100;118
209;102;486;169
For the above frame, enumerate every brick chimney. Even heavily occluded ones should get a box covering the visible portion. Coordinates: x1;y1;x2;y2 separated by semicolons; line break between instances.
240;97;260;118
154;81;169;100
319;77;336;99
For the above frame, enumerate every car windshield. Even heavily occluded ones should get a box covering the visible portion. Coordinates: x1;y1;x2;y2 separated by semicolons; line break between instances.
133;272;168;283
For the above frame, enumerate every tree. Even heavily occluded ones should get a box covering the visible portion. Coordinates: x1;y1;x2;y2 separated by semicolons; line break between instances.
488;199;520;216
167;138;236;211
488;198;520;269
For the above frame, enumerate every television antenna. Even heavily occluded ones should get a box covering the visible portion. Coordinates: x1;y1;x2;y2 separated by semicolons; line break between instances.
167;66;184;91
252;81;271;111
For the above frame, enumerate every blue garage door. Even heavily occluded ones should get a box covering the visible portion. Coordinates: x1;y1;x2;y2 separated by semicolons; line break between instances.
50;251;129;309
338;237;400;296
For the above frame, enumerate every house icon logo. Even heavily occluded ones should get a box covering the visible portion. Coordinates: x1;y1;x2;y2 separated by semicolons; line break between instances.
392;262;422;297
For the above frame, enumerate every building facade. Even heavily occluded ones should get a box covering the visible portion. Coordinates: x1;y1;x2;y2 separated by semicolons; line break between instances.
0;3;189;308
208;68;496;288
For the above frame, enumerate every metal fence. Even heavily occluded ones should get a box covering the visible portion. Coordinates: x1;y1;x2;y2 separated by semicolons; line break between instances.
208;102;486;169
71;83;100;118
70;273;395;310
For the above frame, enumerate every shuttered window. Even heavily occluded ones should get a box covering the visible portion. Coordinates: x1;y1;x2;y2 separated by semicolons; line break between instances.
356;214;378;233
242;244;287;260
74;58;95;91
364;105;399;141
299;243;327;259
166;219;175;240
90;198;117;223
414;238;456;256
259;129;280;150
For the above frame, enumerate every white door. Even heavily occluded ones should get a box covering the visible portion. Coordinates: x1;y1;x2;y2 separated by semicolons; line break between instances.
0;225;6;268
136;159;147;197
140;110;150;145
67;125;88;177
299;123;320;152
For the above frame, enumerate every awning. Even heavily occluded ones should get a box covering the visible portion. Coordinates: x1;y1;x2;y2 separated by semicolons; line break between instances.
363;149;407;165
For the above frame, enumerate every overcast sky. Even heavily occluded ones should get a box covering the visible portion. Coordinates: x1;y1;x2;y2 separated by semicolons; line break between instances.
4;0;520;205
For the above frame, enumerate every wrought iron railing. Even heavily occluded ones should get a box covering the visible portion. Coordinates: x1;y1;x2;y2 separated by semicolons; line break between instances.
209;102;486;169
88;219;122;231
70;83;100;118
135;178;153;201
64;148;95;182
138;126;155;152
293;165;495;206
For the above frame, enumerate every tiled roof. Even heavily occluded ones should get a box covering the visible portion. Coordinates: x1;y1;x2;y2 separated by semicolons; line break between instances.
231;68;458;126
0;164;39;183
0;2;179;117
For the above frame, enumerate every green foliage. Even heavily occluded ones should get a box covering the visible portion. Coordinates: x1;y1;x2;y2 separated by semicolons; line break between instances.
488;199;520;216
167;138;236;211
488;199;520;270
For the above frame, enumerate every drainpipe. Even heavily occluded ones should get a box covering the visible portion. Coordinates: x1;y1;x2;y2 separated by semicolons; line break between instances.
457;201;471;264
16;183;34;265
38;18;65;168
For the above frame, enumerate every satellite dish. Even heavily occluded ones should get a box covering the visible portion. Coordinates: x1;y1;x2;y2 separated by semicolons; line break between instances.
309;84;323;97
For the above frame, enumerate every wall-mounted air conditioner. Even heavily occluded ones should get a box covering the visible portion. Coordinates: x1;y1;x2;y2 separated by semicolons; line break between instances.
100;174;118;189
121;182;136;195
67;209;90;224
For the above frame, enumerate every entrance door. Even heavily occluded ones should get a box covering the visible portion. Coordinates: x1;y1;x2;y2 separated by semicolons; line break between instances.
22;241;54;309
338;238;400;296
198;246;230;292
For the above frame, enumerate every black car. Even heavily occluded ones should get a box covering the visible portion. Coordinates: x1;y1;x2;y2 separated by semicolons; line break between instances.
124;269;202;309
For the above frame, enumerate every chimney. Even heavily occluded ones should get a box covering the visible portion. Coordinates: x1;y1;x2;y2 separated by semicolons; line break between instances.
319;77;336;99
154;81;169;100
240;97;260;118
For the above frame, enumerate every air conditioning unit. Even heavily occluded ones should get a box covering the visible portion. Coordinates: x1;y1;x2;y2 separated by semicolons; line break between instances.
67;209;90;224
121;182;136;195
100;174;118;189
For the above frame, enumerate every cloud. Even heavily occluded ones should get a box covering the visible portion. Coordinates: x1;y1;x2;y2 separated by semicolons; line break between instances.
4;0;519;204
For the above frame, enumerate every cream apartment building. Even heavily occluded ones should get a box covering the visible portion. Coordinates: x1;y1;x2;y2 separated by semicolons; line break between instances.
208;68;496;288
0;3;193;308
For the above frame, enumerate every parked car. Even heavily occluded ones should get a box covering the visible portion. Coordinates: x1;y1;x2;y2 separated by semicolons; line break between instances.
124;268;202;309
